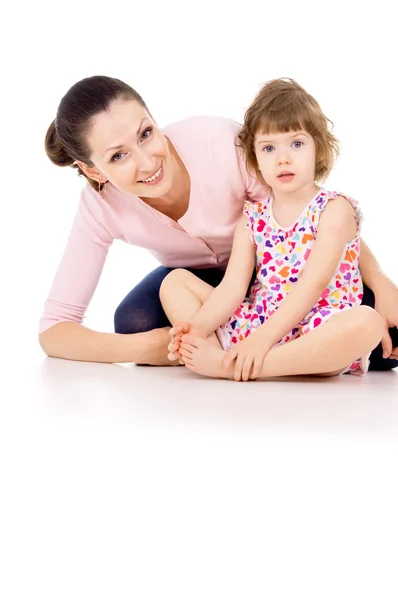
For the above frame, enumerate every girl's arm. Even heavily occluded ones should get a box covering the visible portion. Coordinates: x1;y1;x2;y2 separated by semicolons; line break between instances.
255;196;358;347
189;215;256;336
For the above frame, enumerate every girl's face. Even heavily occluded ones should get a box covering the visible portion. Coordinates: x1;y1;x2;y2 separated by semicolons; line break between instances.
254;129;317;193
78;99;173;197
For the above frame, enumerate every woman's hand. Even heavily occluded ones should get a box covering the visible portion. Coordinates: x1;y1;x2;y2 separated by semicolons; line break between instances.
222;333;272;381
374;279;398;359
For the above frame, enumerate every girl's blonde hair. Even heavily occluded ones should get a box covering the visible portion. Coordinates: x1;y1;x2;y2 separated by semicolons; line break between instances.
237;78;340;185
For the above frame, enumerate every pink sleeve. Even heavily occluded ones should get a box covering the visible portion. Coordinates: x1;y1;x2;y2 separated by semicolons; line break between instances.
39;191;114;334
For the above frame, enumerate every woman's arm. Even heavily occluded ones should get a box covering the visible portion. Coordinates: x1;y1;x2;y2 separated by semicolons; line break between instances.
359;239;398;357
39;322;172;365
189;215;256;336
38;189;172;365
359;238;394;291
255;196;358;347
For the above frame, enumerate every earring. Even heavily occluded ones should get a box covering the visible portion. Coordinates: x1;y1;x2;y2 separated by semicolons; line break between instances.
98;180;108;200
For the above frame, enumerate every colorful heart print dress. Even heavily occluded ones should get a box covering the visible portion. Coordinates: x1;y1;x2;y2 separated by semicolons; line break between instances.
217;188;368;375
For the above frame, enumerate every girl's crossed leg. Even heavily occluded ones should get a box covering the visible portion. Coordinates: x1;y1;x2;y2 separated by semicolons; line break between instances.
160;269;384;380
160;269;221;358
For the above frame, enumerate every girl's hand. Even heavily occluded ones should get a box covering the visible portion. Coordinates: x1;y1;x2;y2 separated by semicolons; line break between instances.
222;334;272;381
374;280;398;359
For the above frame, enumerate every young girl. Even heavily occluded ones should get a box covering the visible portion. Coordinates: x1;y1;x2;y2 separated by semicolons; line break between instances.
159;78;383;381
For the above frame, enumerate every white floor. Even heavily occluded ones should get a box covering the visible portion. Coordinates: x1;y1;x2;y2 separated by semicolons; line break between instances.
1;350;398;599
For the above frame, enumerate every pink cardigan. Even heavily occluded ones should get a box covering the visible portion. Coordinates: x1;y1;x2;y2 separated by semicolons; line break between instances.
39;116;266;333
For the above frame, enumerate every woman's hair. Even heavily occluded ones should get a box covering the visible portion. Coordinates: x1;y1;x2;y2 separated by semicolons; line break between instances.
237;78;340;185
45;75;149;191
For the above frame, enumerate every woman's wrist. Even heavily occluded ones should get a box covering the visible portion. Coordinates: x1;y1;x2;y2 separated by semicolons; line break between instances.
366;269;394;295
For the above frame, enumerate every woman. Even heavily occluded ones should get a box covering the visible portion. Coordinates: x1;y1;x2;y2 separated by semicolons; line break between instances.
40;76;398;369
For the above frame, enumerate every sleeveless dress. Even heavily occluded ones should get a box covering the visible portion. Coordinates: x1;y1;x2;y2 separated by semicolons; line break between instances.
217;188;368;375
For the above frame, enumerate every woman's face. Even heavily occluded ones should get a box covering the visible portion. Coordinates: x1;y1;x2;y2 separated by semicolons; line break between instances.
83;99;173;197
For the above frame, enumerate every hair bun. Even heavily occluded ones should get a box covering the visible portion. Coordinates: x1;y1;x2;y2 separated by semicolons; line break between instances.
45;120;74;167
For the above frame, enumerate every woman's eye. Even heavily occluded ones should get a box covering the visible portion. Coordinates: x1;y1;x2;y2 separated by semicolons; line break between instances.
111;152;125;162
141;127;153;141
293;140;303;148
264;145;274;153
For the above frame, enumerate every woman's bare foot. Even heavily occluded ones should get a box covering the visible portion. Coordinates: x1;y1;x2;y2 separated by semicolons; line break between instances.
180;335;233;379
141;327;181;366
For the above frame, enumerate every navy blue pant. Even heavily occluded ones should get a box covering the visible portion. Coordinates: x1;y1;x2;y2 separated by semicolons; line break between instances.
114;266;398;371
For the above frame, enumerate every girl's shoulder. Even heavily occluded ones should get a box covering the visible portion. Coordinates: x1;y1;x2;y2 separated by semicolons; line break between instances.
311;188;360;209
309;189;364;233
243;198;272;223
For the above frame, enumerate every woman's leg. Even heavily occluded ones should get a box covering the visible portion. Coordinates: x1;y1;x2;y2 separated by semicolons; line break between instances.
114;266;173;334
179;306;384;380
361;284;398;370
114;266;225;334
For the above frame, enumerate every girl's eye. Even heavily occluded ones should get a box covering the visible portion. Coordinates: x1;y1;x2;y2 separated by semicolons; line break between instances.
264;145;274;153
111;152;126;162
293;140;303;148
141;127;153;141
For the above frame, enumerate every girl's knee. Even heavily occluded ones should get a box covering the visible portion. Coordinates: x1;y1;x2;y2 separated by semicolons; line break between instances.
159;268;190;300
355;306;384;343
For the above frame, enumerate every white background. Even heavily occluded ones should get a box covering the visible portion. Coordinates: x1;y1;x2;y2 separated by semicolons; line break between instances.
1;1;397;599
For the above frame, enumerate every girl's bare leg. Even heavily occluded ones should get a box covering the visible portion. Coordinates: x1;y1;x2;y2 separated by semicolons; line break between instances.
179;306;384;380
159;269;222;359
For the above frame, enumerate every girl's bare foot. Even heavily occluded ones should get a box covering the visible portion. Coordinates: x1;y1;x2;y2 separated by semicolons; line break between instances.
180;335;232;379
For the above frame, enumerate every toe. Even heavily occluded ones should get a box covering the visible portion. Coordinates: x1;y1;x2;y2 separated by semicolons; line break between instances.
180;342;196;353
181;335;204;347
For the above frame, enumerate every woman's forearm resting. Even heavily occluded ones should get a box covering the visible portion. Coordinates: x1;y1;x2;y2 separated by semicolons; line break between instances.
359;237;392;290
39;321;168;364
